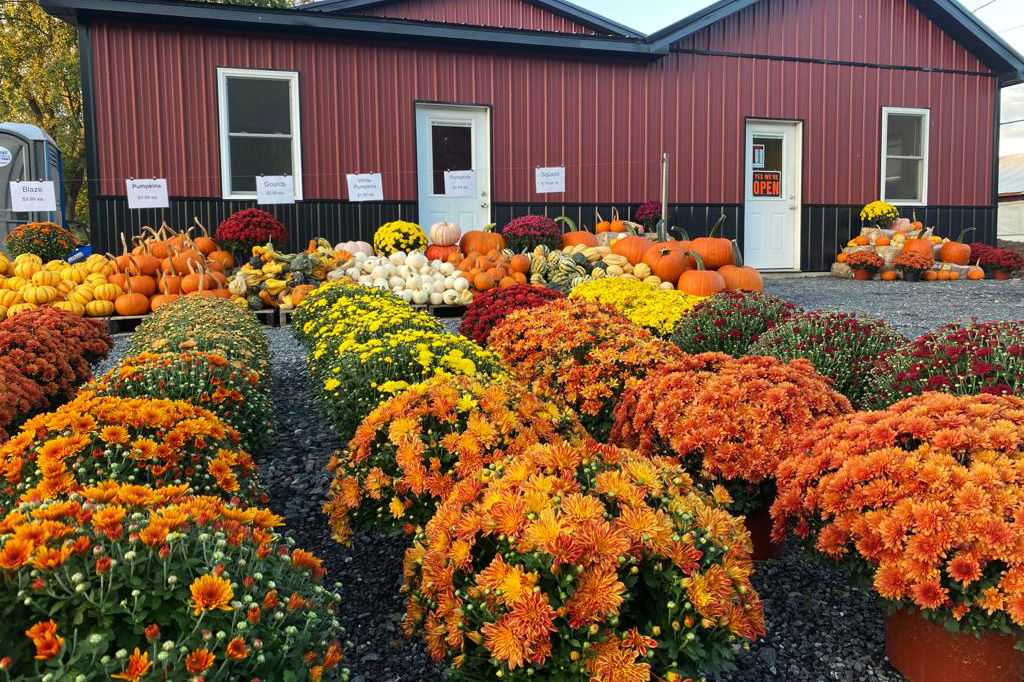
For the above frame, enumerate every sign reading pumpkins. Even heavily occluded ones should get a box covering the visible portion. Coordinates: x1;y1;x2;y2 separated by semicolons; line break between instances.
751;171;782;197
125;178;169;209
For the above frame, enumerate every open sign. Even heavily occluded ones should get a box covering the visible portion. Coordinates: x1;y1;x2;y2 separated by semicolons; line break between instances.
752;171;781;197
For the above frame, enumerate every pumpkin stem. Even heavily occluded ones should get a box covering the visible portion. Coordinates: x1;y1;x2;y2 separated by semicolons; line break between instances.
595;209;605;225
730;239;744;267
166;246;179;277
193;217;209;238
483;223;497;233
685;250;708;271
669;226;690;241
120;232;130;257
957;227;976;242
708;214;727;238
160;221;175;239
554;216;577;234
611;207;620;222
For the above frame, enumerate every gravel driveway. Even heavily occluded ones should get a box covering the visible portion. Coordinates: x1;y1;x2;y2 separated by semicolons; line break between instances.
765;276;1024;339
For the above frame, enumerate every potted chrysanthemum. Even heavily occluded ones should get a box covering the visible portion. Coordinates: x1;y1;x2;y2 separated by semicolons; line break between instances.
845;250;884;280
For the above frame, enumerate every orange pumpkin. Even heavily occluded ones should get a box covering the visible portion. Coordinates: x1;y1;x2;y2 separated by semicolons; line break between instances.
511;272;527;284
446;252;463;264
717;241;764;292
852;235;870;246
150;293;181;311
459;225;505;255
595;210;612;234
425;244;460;262
936;270;951;281
473;272;496;291
677;252;726;296
290;284;315;305
642;246;690;284
207;249;234;271
948;271;960;281
140;226;170;259
910;211;923;233
836;253;848;263
880;270;897;281
113;277;150;316
901;229;935;265
508;254;531;274
875;235;891;247
967;261;985;280
922;270;938;281
609;208;626;233
498;276;517;289
557;216;599;248
938;227;975;266
690;214;734;270
611;236;653;265
192;218;218;256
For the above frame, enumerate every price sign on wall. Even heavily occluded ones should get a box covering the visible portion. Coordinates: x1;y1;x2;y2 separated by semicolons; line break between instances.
9;181;57;212
125;179;169;209
535;166;566;194
346;173;384;202
444;170;476;198
256;175;295;205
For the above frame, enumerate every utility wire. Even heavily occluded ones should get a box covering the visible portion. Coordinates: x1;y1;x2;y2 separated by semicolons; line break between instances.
972;0;1000;11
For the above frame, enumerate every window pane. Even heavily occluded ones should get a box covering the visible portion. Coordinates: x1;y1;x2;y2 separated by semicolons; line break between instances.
886;114;923;157
227;78;291;135
884;157;922;202
228;137;293;193
432;124;472;195
752;136;783;172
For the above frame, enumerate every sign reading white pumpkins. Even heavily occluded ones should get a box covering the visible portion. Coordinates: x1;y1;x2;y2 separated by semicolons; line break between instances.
9;181;57;212
256;175;295;205
125;178;169;209
346;173;384;202
535;166;566;194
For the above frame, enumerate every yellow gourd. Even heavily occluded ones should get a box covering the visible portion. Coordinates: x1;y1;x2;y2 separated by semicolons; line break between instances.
69;286;94;305
85;273;109;286
92;283;123;301
2;276;26;291
31;270;62;287
0;253;8;275
0;289;21;306
14;253;42;265
6;302;37;318
85;299;115;317
52;300;85;315
0;305;6;319
43;259;65;271
60;266;85;284
13;261;41;279
22;285;58;305
56;280;75;296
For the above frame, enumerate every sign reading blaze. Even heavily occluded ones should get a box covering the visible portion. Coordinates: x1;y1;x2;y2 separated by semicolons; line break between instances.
752;171;782;198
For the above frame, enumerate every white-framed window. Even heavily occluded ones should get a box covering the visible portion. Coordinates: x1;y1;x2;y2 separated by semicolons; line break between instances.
880;107;929;206
217;68;302;200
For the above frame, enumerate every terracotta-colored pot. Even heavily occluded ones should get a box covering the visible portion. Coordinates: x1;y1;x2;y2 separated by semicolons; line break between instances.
743;505;783;561
885;608;1024;682
852;268;874;281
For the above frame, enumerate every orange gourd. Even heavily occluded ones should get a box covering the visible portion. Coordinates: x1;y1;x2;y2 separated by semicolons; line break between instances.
938;227;975;266
611;235;653;265
149;293;180;311
511;272;527;284
123;234;160;276
192;218;218;256
140;226;170;259
880;271;897;281
836;253;848;263
853;235;870;246
967;261;984;280
717;241;764;292
677;251;726;296
594;210;611;234
910;211;923;233
922;270;938;281
901;229;936;265
608;208;626;233
473;272;495;291
948;271;960;280
642;245;690;284
557;216;599;248
107;272;128;289
290;285;315;305
509;254;531;274
936;270;951;281
425;244;460;262
875;235;891;247
114;276;150;316
181;261;217;294
162;246;204;275
498;276;517;289
690;215;734;270
459;225;505;255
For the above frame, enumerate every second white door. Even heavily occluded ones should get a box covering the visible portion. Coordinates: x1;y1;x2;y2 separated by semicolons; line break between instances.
415;104;491;234
743;120;801;270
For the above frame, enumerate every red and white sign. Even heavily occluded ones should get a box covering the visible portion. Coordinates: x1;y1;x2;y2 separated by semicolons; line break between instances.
751;171;781;197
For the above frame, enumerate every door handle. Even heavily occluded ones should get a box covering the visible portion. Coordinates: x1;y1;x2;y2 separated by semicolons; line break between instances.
481;203;489;209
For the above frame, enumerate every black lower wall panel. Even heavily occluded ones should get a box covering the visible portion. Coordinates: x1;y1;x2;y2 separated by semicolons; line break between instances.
90;196;996;272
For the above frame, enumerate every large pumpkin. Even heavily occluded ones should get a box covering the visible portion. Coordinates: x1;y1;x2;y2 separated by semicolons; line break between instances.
610;235;653;265
938;227;975;266
690;214;734;270
901;229;935;264
557;217;599;249
677;251;726;296
717;240;764;292
425;244;460;262
459;225;505;255
429;222;461;246
642;245;690;283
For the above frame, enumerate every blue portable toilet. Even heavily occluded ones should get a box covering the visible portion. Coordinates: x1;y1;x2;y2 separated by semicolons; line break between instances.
0;122;66;242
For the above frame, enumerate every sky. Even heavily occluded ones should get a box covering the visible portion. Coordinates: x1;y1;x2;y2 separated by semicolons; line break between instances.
575;0;1024;156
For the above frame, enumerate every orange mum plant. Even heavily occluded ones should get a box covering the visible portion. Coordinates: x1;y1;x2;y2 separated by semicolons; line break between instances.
0;483;346;680
323;375;590;546
612;354;852;513
772;392;1024;641
488;299;685;441
402;442;765;681
0;393;262;510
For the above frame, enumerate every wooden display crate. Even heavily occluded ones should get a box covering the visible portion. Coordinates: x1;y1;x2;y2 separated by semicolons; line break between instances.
106;314;149;337
428;304;468;318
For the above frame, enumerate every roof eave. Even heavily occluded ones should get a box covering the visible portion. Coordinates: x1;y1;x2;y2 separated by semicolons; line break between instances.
40;0;655;58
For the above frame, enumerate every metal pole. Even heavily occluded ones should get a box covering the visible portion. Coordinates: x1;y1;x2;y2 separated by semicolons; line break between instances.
660;152;669;242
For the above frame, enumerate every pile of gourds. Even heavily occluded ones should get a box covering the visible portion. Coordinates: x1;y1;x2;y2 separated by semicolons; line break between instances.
231;238;349;310
836;222;985;281
0;253;125;319
332;250;473;305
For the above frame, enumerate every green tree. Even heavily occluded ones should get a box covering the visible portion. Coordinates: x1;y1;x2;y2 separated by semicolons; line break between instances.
0;0;295;233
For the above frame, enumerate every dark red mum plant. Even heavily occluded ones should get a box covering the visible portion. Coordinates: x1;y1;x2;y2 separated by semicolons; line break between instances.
0;366;46;442
0;328;91;407
0;307;113;364
459;284;564;346
968;243;1023;273
501;215;560;253
634;201;662;226
670;291;802;357
215;209;288;251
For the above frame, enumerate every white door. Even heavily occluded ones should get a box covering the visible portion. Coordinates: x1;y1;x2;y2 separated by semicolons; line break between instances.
744;121;801;270
415;104;491;233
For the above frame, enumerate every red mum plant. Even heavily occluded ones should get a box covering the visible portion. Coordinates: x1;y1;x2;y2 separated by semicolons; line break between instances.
870;320;1024;408
611;353;852;513
971;244;1024;275
459;284;564;346
0;367;46;443
501;215;561;253
670;291;802;357
0;307;113;364
633;200;662;228
214;209;288;252
402;442;765;681
772;392;1024;644
844;250;884;272
0;327;90;408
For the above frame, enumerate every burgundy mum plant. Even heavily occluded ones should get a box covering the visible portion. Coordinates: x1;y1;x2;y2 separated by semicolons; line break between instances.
459;284;564;346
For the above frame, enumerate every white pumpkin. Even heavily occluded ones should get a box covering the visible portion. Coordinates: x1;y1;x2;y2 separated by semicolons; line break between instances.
397;265;412;279
452;277;470;292
430;221;460;246
370;265;388;279
372;277;390;290
456;289;474;305
442;289;459;305
358;275;373;286
439;262;455;276
429;280;445;294
406;275;423;290
429;292;444;306
389;251;407;266
398;290;413;303
412;290;429;305
406;252;427;270
353;251;368;262
388;275;405;289
443;275;456;289
336;241;373;256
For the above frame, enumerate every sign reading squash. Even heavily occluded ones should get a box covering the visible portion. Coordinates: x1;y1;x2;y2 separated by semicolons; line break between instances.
751;171;781;198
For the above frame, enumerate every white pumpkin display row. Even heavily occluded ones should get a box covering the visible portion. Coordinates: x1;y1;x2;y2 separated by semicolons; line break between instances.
337;250;472;305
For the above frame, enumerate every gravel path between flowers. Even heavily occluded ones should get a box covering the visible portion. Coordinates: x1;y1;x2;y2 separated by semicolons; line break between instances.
765;276;1024;339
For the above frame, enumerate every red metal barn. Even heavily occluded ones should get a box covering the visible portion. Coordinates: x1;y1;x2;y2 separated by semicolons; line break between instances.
41;0;1024;270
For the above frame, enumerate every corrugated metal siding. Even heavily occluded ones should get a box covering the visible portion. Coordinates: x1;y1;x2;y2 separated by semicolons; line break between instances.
89;14;996;207
358;0;600;34
674;0;988;72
